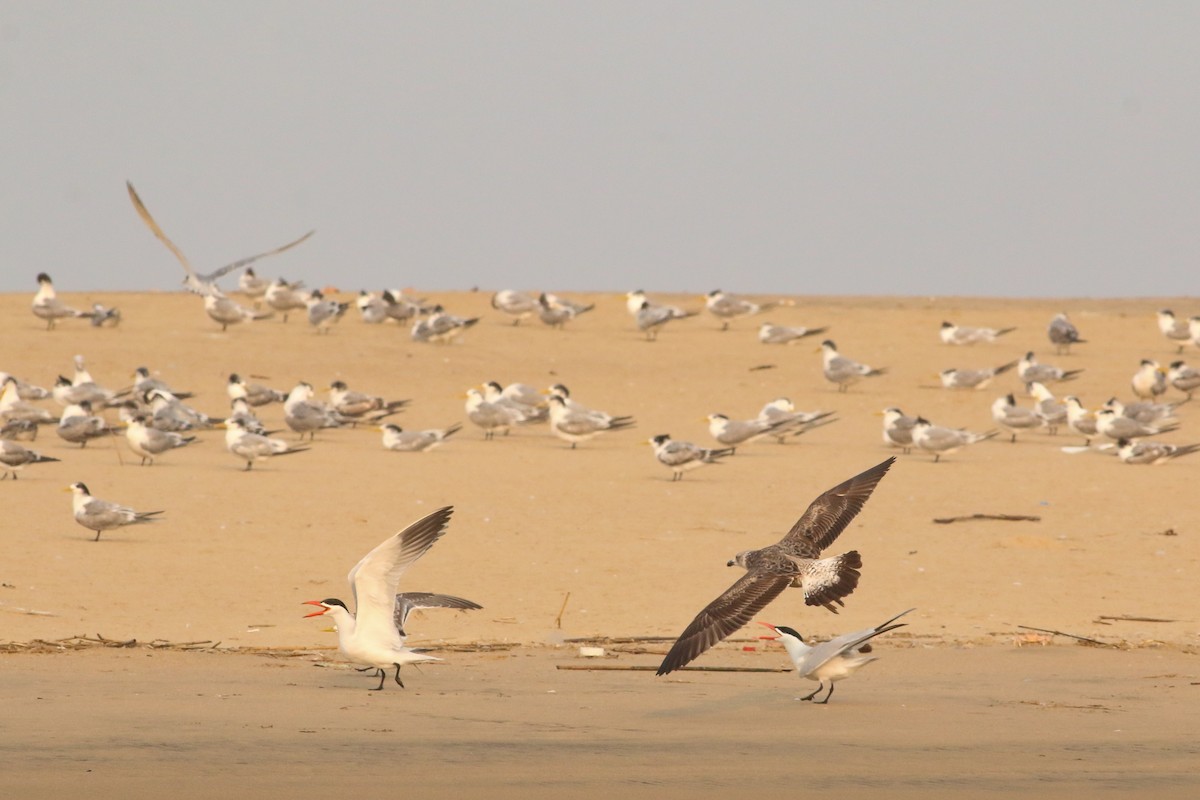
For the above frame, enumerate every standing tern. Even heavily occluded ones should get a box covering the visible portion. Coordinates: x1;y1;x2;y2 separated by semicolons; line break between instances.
31;273;94;329
1048;313;1085;354
265;278;311;322
939;321;1016;345
1095;408;1178;441
1157;309;1191;353
306;290;350;333
537;293;594;328
706;413;791;453
648;434;734;481
755;398;837;443
1115;439;1200;465
880;407;919;454
1;419;38;442
1063;397;1098;445
411;306;480;343
55;401;115;447
1;376;58;425
491;290;539;325
69;482;163;542
1167;361;1200;398
221;418;309;470
125;414;197;465
911;418;997;462
238;267;269;301
303;506;472;690
820;340;887;392
547;395;634;448
1028;382;1067;434
227;374;287;407
380;423;462;452
656;458;894;675
703;290;782;331
990;394;1044;442
284;383;348;440
464;387;520;440
758;322;828;345
328;381;409;425
0;440;60;479
758;608;912;703
635;300;694;341
1130;360;1167;399
1017;352;1083;384
938;361;1016;390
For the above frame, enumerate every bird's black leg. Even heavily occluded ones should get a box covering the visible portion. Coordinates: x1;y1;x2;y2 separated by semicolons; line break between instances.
94;530;102;542
371;668;386;690
800;682;822;702
356;666;374;672
393;664;404;688
815;683;835;704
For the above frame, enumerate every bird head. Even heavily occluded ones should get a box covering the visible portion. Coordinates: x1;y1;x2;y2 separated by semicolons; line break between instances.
302;599;348;618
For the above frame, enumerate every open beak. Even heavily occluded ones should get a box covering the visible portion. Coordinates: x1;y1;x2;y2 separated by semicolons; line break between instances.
756;621;781;639
302;600;328;618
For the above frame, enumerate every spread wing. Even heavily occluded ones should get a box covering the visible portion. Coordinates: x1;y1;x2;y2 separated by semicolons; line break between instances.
127;181;204;292
656;571;793;676
779;457;894;556
199;229;315;283
393;592;483;633
346;506;454;640
800;608;913;674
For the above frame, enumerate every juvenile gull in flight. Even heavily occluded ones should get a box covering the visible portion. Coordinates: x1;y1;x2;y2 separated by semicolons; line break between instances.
657;457;894;675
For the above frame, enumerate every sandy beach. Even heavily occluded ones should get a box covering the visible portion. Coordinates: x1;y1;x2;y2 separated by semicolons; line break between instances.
2;288;1198;797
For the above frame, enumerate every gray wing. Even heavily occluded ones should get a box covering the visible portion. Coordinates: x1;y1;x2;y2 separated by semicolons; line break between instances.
197;230;315;283
127;181;205;292
393;592;483;633
779;458;894;556
798;608;914;673
657;571;794;675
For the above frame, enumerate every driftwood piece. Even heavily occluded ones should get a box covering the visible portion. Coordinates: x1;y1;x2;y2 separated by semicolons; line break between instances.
1016;625;1117;648
933;513;1041;525
557;664;791;673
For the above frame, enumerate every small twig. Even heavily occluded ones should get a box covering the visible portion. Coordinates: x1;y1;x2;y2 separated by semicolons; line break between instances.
555;592;570;630
1016;625;1116;647
748;365;776;372
933;513;1041;525
1096;615;1177;623
557;664;791;673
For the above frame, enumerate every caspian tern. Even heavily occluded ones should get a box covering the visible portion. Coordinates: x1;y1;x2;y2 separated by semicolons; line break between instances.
759;608;913;703
303;506;476;691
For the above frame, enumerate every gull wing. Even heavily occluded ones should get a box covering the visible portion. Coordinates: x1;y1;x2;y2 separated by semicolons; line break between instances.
778;457;894;556
657;571;793;676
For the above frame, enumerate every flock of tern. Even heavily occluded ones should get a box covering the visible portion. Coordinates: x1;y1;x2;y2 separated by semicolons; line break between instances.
5;183;1199;698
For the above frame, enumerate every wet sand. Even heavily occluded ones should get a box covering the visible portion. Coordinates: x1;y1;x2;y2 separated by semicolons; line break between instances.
2;288;1198;796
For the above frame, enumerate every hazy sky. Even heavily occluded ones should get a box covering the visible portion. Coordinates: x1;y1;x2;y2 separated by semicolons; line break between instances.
4;3;1198;297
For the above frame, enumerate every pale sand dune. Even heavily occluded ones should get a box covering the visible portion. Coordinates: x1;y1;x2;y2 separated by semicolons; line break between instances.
1;289;1198;796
